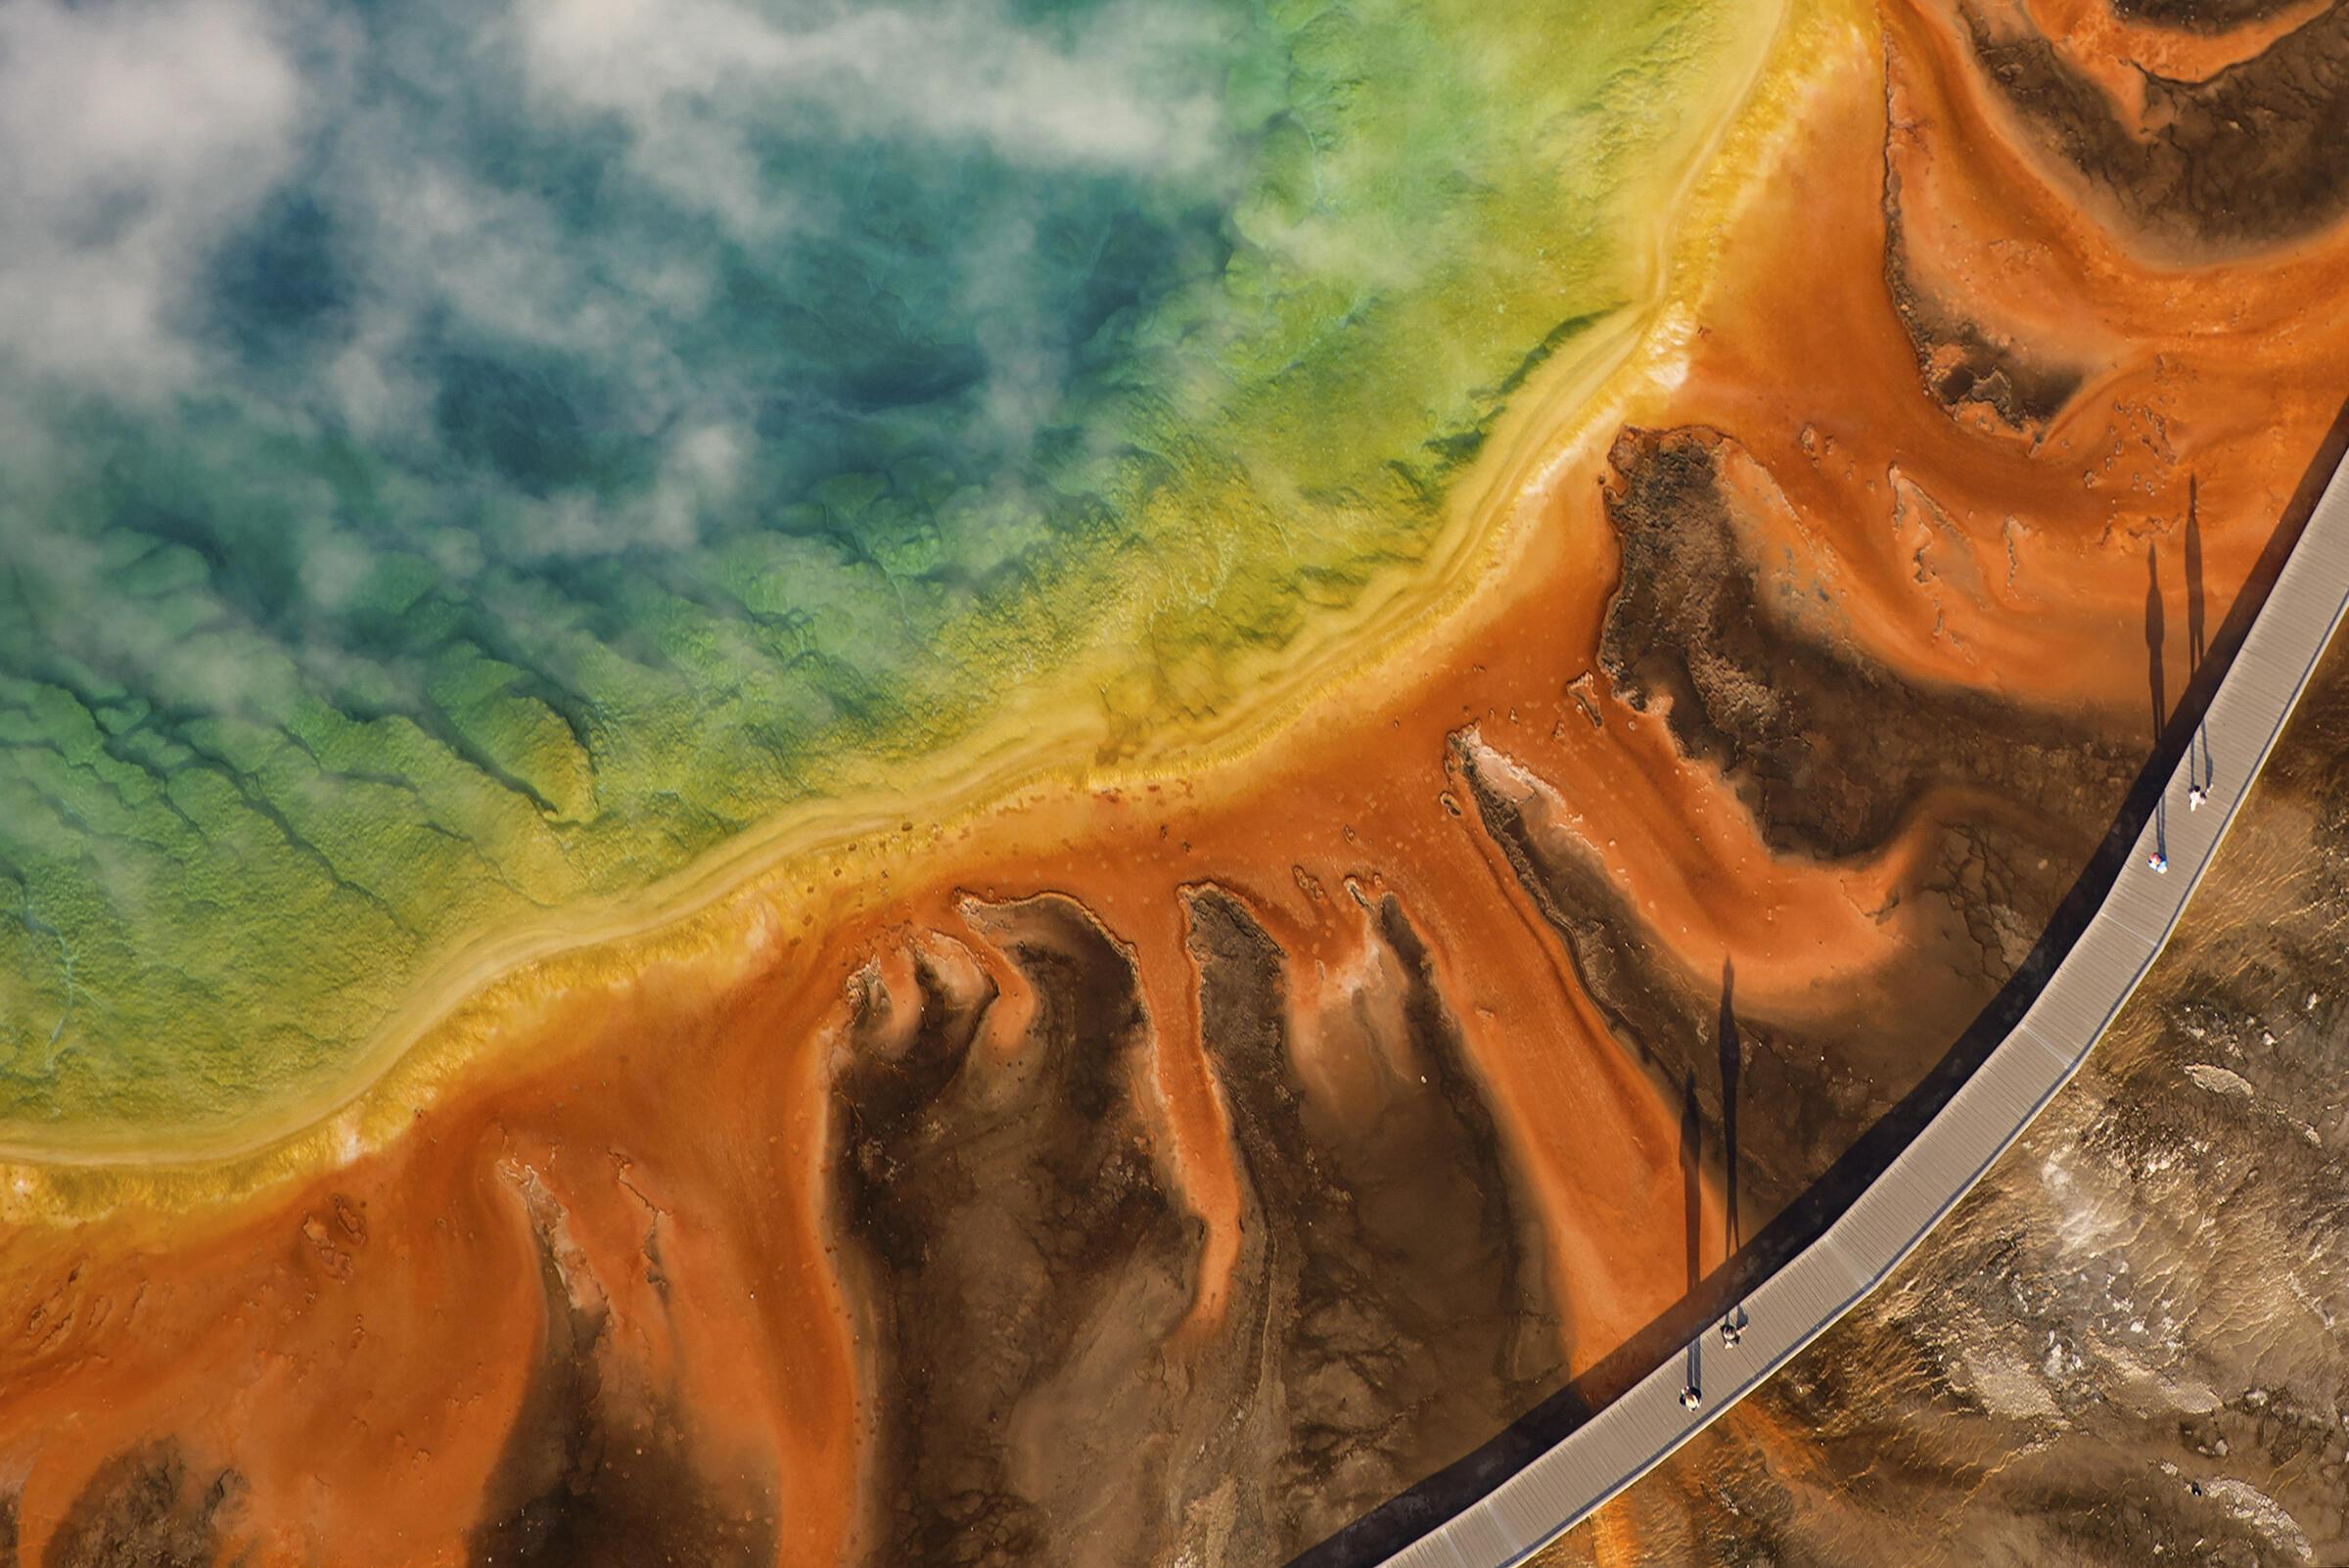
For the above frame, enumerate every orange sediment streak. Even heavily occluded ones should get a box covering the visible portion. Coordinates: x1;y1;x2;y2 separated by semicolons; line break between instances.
7;0;2349;1558
2019;0;2332;88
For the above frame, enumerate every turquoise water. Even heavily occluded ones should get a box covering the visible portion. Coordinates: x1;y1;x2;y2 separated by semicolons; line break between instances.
0;0;1738;1134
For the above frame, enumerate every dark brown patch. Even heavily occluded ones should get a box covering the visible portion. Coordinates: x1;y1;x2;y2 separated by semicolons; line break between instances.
826;887;1569;1565
1488;427;2145;1198
1596;426;2133;863
1184;887;1562;1554
828;897;1200;1568
467;1181;777;1568
1451;735;1852;1221
1533;634;2349;1568
1966;0;2349;253
2109;0;2313;35
40;1444;237;1568
1883;181;2088;436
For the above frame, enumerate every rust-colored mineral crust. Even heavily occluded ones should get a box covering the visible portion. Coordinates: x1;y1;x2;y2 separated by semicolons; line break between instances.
3;0;2347;1561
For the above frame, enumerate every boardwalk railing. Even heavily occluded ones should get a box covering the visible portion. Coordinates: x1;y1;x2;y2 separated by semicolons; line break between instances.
1295;413;2349;1568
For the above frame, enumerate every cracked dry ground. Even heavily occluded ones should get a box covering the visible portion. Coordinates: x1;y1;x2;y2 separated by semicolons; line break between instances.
4;0;2349;1560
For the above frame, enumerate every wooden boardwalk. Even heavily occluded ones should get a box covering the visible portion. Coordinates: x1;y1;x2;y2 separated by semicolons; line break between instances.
1372;446;2349;1568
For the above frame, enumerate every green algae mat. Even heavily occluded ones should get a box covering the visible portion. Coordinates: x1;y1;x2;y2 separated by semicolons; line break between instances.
0;0;1760;1141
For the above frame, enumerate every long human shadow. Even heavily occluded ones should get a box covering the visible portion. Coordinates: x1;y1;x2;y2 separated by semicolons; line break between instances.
1286;393;2349;1568
1680;1071;1704;1402
1680;1073;1702;1297
2147;539;2168;746
1680;975;1740;1402
2149;540;2171;862
1720;957;1741;1260
2188;480;2212;789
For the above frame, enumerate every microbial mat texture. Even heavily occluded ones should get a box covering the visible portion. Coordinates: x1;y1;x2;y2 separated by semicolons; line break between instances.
0;0;1749;1141
2;0;2349;1562
1544;609;2349;1568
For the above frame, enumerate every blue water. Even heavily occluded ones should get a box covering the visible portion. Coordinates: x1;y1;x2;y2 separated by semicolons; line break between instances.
0;0;1705;1120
